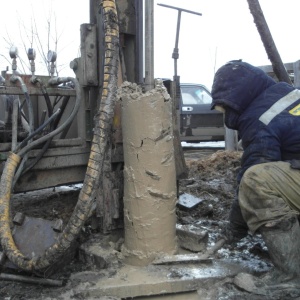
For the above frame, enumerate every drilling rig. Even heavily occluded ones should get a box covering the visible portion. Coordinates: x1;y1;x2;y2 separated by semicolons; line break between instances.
0;0;189;276
0;0;143;274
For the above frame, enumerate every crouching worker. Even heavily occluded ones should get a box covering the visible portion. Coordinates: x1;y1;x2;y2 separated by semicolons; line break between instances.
211;60;300;283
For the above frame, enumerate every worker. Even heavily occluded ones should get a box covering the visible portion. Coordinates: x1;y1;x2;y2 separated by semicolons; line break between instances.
211;60;300;283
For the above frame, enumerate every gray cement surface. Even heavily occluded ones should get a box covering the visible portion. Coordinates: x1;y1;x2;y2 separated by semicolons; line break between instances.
60;259;254;299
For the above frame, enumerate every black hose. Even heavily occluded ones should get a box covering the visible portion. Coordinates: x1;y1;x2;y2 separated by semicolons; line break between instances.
11;97;19;151
16;88;67;177
24;92;34;134
10;88;34;188
42;90;53;118
22;96;70;174
15;109;61;152
17;77;81;157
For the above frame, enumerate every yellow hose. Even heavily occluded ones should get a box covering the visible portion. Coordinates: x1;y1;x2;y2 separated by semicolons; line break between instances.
0;0;119;274
0;153;21;240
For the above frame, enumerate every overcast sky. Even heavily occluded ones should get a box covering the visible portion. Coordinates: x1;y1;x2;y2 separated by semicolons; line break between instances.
154;0;300;88
0;0;89;76
1;0;299;89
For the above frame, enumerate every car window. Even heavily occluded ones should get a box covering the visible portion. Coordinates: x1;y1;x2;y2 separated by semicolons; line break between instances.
181;85;212;105
182;93;198;104
195;89;212;104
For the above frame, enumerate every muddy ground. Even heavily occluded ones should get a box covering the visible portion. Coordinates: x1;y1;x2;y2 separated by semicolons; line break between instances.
0;150;298;299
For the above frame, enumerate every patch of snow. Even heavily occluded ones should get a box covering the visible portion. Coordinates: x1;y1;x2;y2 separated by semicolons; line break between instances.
181;141;225;148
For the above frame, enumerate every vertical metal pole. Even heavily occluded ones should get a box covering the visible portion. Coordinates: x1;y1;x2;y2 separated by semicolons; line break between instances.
144;0;154;91
136;0;144;85
89;0;97;23
157;4;202;80
247;0;292;85
173;10;181;77
293;60;300;87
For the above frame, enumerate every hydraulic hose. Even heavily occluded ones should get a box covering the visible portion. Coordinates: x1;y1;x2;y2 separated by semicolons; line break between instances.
8;77;35;187
42;88;53;118
0;152;21;264
0;0;119;273
24;92;34;134
12;81;73;185
12;108;61;187
15;108;61;153
0;77;81;271
16;85;67;178
18;77;81;157
21;95;71;175
11;97;19;151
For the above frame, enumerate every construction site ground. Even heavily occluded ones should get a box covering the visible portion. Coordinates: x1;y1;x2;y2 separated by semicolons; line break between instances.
1;149;299;299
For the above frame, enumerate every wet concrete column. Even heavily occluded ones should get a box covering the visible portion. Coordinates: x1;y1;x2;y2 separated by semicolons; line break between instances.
121;81;178;266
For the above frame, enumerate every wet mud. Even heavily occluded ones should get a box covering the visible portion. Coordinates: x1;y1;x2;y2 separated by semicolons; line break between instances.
0;150;287;299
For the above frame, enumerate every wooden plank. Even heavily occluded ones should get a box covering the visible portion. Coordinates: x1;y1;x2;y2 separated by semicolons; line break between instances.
31;152;90;170
14;166;87;192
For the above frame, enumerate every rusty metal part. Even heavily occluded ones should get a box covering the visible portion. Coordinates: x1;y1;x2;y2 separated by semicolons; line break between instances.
0;273;63;287
13;212;25;225
11;215;60;258
1;74;76;97
3;215;77;276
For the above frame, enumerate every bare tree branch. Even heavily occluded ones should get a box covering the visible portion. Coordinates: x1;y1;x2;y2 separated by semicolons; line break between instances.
1;2;73;77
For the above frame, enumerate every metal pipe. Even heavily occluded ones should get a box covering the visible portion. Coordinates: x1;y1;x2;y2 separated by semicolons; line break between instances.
173;10;181;76
10;76;34;135
11;96;19;151
0;273;64;287
247;0;292;85
144;0;154;91
157;3;202;16
136;0;144;85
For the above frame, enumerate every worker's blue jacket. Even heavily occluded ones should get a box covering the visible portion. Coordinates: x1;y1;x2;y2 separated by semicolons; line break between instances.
211;60;300;182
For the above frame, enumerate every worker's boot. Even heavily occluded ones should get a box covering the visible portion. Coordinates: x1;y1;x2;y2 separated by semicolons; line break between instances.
260;216;300;281
221;198;249;244
232;217;300;298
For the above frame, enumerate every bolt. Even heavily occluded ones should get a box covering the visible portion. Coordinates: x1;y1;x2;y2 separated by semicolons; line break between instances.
13;212;25;226
70;59;78;71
